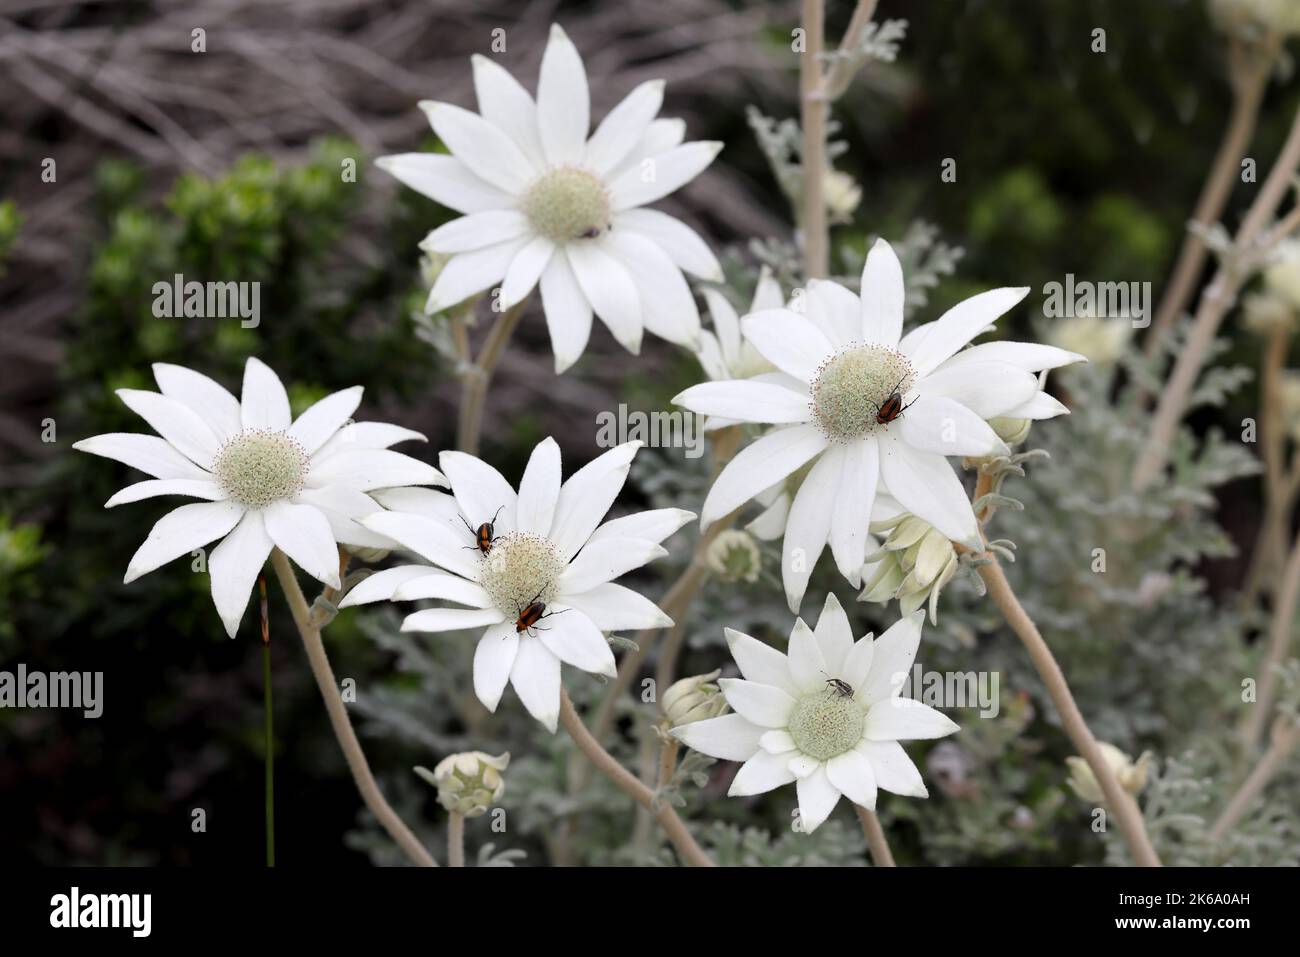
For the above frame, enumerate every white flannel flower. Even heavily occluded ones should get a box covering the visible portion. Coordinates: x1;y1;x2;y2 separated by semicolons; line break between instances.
343;438;692;732
74;358;445;637
377;24;724;373
674;239;1082;610
672;594;957;833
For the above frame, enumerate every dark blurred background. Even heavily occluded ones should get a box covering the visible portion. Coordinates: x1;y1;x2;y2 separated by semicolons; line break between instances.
0;0;1288;865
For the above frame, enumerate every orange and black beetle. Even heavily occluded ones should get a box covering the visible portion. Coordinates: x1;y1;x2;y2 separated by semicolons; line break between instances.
513;589;565;636
461;505;505;555
873;378;916;425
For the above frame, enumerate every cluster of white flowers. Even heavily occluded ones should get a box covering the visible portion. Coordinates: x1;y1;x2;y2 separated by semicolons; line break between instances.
78;22;1087;840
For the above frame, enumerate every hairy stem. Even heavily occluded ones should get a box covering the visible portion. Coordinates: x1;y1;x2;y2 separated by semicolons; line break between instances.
558;689;715;867
1211;718;1300;843
800;0;828;278
447;812;466;868
269;549;437;867
1241;525;1300;748
1144;38;1275;357
854;804;896;866
457;299;528;456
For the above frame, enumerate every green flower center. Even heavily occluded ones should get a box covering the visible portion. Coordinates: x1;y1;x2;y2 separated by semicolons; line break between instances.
809;343;916;442
212;429;308;508
788;691;865;760
479;532;566;619
522;167;611;243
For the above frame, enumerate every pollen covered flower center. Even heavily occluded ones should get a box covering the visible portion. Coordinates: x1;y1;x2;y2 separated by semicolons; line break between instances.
212;428;309;508
479;532;566;619
809;342;917;441
522;166;611;243
788;690;865;760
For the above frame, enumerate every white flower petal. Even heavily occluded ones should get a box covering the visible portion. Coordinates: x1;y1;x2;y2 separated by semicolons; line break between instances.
724;628;798;697
701;424;827;529
806;278;861;347
425;238;526;314
105;478;224;508
421;210;531;254
474;621;519;712
779;446;838;612
857;740;928;797
420;100;535;193
759;729;797;754
795;764;842;832
393;571;492;607
585;79;664;175
812;592;854;676
125;500;245;584
860;238;905;347
826;750;879;810
536;24;590;166
702;288;743;364
515;437;561;536
601;231;700;348
549;440;639;559
375;153;513;214
510;635;562;732
613;118;686;178
741;309;832;383
209;510;273;638
587;507;694;547
939;340;1085;373
608;141;722;210
536;607;616;677
152;363;242;442
859;611;925;707
359;511;480;579
499;236;556;308
787;618;829;694
895;394;1008;457
864;698;960;741
289;387;363;456
728;749;798;797
828;438;879;587
613;208;722;281
718;677;797;728
73;433;209;481
307;449;445;492
337;564;431;608
368;486;458;519
788;754;820;778
115;389;221;468
1000;390;1070;420
402;607;506;633
557;537;667;594
674;379;812;425
672;713;765;761
915;361;1039;419
263;501;341;588
296;485;389;549
470;53;545;168
312;422;426;462
904;287;1031;376
840;633;877;695
566;243;642;353
564;582;671;630
539;253;594;373
240;357;291;431
438;450;519;535
877;432;979;546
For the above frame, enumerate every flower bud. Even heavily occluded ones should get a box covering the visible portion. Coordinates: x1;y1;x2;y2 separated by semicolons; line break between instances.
1210;0;1300;38
416;751;509;818
988;416;1032;447
1242;291;1297;337
348;546;391;563
1049;315;1130;366
824;169;862;222
1065;743;1151;804
859;514;958;624
706;529;761;583
662;669;729;726
1265;238;1300;311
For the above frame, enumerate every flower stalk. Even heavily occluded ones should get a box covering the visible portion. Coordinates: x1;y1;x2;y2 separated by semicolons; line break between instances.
457;299;528;455
447;811;466;868
269;548;437;867
853;804;896;867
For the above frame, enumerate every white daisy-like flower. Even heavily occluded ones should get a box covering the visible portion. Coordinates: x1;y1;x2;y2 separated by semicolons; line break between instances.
377;24;724;373
74;358;445;637
673;239;1083;610
672;594;957;833
341;438;693;732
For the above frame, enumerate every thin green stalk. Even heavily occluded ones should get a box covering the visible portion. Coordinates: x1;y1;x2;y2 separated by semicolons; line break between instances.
260;575;275;868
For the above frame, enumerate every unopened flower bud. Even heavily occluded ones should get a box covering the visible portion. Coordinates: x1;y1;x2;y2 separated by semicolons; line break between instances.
416;751;509;818
1242;291;1297;336
348;546;391;563
706;529;761;583
988;416;1032;447
824;169;862;222
1065;743;1151;804
662;669;729;726
860;514;958;624
1265;238;1300;311
1049;315;1130;366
